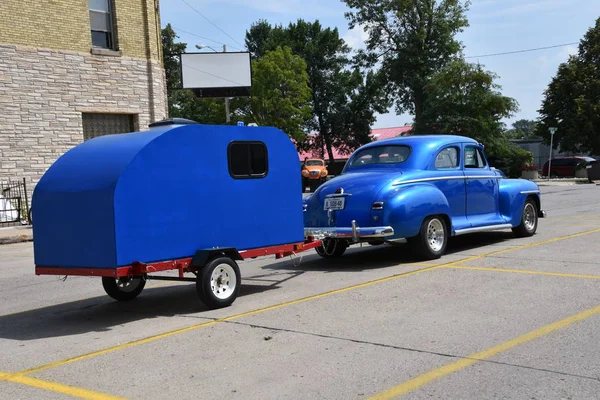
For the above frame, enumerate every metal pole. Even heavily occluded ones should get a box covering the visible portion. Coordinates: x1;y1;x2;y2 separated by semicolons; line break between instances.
548;127;557;180
223;44;231;123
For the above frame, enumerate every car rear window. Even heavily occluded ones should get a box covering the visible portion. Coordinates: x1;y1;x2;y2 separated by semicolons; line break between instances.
349;145;411;166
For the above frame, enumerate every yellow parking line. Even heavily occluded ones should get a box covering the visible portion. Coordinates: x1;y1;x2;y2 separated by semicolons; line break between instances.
7;375;126;400
448;265;600;280
17;264;444;376
11;227;600;383
458;228;600;263
368;304;600;399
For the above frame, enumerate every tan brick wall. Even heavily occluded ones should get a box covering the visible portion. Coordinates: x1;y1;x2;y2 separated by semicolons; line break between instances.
0;44;168;193
0;0;162;61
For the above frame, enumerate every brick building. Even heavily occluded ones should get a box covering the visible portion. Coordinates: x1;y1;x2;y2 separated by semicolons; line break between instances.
0;0;167;193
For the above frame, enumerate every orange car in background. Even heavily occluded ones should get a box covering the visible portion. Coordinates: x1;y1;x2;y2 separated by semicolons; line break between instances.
302;158;328;190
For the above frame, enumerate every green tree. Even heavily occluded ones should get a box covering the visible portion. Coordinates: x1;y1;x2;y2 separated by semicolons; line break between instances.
536;17;600;154
504;119;538;140
420;59;531;177
342;0;471;132
233;46;312;141
161;24;226;124
243;19;389;162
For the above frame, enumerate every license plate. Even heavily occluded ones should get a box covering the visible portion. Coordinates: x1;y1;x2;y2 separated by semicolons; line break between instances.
324;197;345;210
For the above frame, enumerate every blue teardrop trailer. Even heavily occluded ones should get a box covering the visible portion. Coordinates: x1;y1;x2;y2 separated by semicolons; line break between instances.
32;119;322;309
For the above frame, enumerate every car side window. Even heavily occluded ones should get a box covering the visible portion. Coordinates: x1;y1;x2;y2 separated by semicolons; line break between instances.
464;146;486;168
435;147;459;169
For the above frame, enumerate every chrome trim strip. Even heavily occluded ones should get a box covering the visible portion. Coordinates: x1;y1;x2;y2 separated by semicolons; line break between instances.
304;226;394;240
392;175;502;186
520;190;541;194
325;193;352;198
454;224;513;236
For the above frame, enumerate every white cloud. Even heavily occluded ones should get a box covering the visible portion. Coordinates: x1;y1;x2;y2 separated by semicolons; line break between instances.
557;44;578;61
342;24;369;50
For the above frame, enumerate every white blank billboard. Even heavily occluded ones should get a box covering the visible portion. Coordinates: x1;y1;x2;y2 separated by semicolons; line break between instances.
180;52;252;90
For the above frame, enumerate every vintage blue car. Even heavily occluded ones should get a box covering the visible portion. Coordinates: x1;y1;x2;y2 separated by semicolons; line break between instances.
303;135;546;260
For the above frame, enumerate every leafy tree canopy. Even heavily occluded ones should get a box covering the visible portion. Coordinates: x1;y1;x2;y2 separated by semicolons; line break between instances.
504;119;538;140
420;58;530;177
244;19;389;162
536;17;600;154
341;0;471;132
232;46;313;142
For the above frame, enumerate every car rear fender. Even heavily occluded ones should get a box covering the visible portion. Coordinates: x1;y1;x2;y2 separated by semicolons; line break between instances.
379;183;452;239
498;178;543;226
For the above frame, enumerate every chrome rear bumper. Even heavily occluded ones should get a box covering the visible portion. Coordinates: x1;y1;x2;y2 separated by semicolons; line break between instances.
304;220;394;242
539;210;547;218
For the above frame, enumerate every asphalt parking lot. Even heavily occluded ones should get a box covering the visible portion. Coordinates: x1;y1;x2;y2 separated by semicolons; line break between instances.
1;183;600;399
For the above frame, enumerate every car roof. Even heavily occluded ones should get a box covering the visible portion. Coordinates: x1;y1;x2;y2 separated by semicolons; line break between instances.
358;134;479;150
344;134;481;171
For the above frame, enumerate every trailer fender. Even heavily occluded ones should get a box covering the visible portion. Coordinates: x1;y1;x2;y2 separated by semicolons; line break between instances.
190;248;243;269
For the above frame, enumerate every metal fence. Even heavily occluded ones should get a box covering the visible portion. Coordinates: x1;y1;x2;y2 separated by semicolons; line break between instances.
0;179;31;227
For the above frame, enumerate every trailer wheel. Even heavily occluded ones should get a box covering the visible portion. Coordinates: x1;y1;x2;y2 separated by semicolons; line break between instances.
197;256;241;309
102;275;146;301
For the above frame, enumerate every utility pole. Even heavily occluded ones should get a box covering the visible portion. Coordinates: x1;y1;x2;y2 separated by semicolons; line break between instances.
548;127;557;180
223;44;231;123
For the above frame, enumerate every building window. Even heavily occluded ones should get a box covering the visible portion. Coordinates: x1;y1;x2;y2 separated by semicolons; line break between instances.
228;142;268;179
89;0;115;49
82;113;135;140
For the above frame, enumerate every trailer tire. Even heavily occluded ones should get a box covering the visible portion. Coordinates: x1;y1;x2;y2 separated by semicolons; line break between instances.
197;256;241;309
102;275;146;301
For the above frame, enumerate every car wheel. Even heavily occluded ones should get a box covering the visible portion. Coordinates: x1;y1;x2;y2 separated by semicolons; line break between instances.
410;216;448;260
315;239;347;258
512;198;538;238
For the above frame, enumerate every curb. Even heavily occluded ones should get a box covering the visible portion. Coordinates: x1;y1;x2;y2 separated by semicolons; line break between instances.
0;235;33;245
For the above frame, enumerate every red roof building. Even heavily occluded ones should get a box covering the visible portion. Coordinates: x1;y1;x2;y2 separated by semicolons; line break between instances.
298;126;413;161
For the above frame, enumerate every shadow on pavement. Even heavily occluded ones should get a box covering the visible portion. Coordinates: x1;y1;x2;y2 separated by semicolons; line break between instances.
0;232;512;342
264;231;513;273
0;274;292;341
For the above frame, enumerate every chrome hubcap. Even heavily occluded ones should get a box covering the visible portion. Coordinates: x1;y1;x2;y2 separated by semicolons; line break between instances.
210;264;236;300
524;203;536;231
427;219;445;252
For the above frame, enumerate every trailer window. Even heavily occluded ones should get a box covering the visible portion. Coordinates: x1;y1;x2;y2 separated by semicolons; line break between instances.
228;141;268;178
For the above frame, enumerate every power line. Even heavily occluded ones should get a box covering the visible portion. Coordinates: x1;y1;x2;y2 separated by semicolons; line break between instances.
178;0;245;49
171;26;243;51
466;42;579;59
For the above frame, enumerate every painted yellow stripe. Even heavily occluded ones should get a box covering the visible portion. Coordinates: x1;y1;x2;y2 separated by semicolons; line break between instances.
13;227;600;380
18;264;444;376
449;265;600;280
369;304;600;399
8;375;126;400
457;227;600;264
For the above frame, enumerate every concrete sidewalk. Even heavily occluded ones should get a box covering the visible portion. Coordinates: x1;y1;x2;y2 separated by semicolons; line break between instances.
0;226;33;245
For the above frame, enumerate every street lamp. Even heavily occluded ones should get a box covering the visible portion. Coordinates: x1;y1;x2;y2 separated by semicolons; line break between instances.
195;44;217;52
548;127;557;180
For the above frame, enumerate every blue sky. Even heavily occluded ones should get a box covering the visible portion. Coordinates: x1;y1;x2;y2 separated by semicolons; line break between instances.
159;0;600;129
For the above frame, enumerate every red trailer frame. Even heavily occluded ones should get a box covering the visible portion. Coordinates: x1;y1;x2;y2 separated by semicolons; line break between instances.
35;237;323;309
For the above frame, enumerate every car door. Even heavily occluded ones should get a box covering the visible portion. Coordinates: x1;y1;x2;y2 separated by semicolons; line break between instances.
463;144;506;227
430;145;470;231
